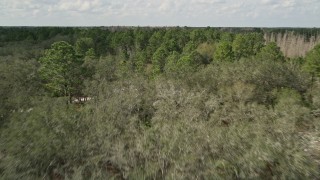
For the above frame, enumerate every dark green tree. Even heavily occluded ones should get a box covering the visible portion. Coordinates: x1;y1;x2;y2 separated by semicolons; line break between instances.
134;50;148;74
134;28;152;50
147;30;165;57
75;37;94;57
152;45;169;76
232;34;249;59
183;41;197;54
39;41;83;100
165;51;203;77
219;32;234;42
82;48;98;79
204;28;220;43
304;44;320;77
110;30;134;56
190;29;206;45
214;41;234;62
232;33;264;60
256;42;284;61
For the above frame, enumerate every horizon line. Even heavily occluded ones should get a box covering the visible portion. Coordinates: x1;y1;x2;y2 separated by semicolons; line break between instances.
1;25;320;29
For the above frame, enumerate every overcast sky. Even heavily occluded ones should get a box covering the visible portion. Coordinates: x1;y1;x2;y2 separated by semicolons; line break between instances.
1;0;319;27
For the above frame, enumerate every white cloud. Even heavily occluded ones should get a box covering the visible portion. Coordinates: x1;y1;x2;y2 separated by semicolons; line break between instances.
261;0;277;5
1;0;320;26
56;0;102;12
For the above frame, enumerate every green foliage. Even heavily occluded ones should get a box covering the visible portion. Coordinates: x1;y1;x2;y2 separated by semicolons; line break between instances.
214;41;234;62
257;42;284;61
1;98;91;179
220;32;234;42
0;58;41;126
182;41;197;54
190;29;206;45
165;51;203;77
196;42;215;63
304;44;320;77
232;34;248;59
242;59;309;105
75;37;94;57
203;28;220;43
134;28;152;50
110;30;134;53
232;33;265;60
152;45;169;76
82;48;97;79
134;50;148;74
164;51;180;76
147;30;165;57
39;41;83;98
89;55;119;83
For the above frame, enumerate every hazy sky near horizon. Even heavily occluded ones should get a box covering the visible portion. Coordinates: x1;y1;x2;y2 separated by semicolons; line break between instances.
1;0;319;27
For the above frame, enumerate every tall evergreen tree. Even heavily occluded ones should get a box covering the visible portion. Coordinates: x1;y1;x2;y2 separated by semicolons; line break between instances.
39;41;83;100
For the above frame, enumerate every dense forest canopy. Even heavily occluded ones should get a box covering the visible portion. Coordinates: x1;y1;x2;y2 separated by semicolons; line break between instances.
1;27;320;179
